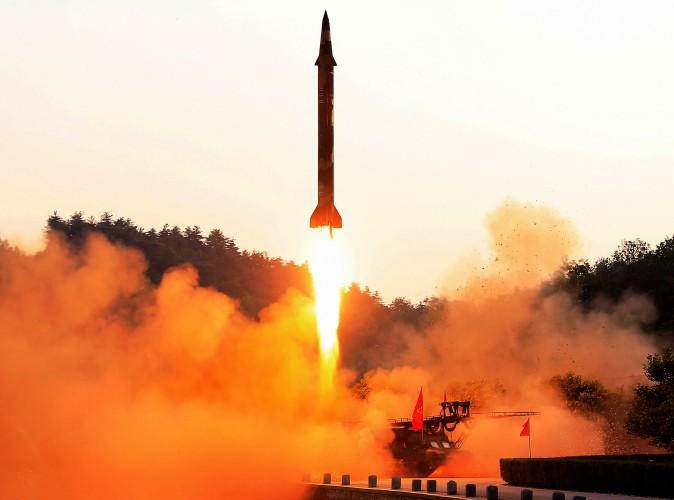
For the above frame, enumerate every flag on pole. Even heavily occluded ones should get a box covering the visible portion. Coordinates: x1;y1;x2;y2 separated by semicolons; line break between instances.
520;418;532;458
411;387;424;431
443;390;447;403
520;418;530;436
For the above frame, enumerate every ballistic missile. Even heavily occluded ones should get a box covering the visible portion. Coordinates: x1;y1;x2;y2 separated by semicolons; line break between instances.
310;11;342;233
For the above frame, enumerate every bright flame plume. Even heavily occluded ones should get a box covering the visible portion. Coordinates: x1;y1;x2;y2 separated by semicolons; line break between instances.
309;229;344;390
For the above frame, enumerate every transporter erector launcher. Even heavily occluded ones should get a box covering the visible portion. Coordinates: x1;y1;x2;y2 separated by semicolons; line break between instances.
310;11;342;234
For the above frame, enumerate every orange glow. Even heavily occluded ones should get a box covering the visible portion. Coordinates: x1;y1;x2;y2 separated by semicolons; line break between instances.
309;229;344;389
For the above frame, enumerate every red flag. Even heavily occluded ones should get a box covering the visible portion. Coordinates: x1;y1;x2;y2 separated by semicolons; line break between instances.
520;418;530;437
443;390;447;402
411;387;424;431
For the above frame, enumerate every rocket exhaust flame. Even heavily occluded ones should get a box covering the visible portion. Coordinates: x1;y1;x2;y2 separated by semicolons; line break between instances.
309;229;343;389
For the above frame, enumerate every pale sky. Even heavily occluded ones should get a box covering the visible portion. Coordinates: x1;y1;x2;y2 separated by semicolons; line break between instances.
2;1;674;301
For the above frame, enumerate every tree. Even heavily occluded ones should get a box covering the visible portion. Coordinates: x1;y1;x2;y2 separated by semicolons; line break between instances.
67;211;91;241
555;235;674;335
550;372;610;416
626;349;674;451
183;226;204;246
206;229;227;251
99;211;114;227
551;372;647;454
611;239;651;265
47;211;68;232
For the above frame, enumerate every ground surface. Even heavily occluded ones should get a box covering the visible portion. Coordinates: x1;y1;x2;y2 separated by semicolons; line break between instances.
317;477;661;500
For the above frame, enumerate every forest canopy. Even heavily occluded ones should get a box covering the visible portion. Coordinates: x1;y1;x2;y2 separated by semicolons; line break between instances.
34;212;674;451
46;212;674;351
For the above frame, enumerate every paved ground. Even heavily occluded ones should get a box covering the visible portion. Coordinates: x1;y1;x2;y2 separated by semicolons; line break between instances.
324;477;661;500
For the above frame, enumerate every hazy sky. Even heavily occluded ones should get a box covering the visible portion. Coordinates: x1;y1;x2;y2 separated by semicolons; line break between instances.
2;1;674;301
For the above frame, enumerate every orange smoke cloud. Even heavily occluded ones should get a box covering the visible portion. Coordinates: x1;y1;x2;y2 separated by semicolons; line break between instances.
444;199;580;298
426;200;655;387
361;200;657;475
0;199;660;493
0;233;389;499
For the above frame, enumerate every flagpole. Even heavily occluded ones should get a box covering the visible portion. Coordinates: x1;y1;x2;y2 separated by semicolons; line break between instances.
528;428;532;459
521;418;532;458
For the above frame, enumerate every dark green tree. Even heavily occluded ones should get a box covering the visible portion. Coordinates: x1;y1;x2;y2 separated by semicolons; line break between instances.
550;372;610;416
47;211;68;233
556;236;674;334
626;349;674;451
551;372;648;454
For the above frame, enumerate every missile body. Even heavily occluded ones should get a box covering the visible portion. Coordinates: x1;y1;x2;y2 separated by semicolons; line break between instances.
310;11;342;232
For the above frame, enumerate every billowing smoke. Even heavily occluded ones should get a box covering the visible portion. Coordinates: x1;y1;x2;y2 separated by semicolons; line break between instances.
358;200;658;474
443;199;579;297
0;233;390;499
0;199;660;495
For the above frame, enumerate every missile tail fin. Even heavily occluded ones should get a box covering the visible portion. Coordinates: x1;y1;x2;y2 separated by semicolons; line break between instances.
310;204;342;229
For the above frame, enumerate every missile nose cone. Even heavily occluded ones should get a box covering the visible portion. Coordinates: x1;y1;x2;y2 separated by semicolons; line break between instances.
321;10;330;33
315;11;337;66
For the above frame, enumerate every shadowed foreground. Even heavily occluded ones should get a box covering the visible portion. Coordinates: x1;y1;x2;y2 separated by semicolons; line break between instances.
305;478;663;500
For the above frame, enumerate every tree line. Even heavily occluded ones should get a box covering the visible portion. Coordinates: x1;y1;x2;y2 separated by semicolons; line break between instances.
46;212;674;451
555;237;674;334
48;211;312;316
46;211;443;368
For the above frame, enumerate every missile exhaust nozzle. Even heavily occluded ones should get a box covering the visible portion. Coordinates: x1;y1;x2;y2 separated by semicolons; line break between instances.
309;204;342;231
